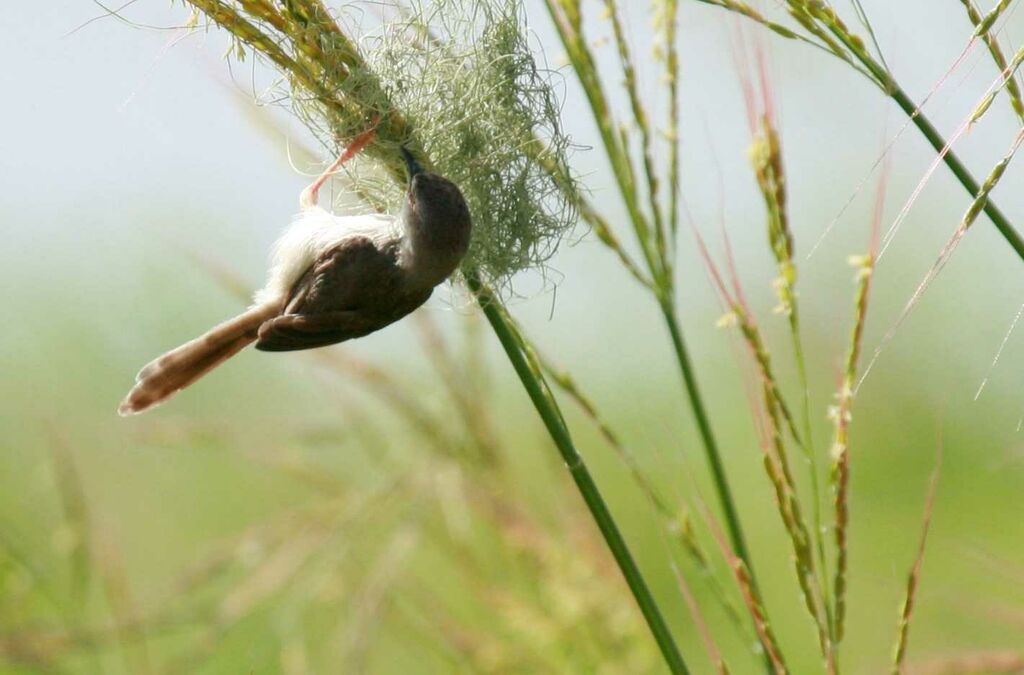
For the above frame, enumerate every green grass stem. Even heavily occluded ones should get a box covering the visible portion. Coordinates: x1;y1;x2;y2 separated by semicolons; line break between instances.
468;273;690;675
658;301;754;578
815;15;1024;263
693;0;1024;263
544;0;757;594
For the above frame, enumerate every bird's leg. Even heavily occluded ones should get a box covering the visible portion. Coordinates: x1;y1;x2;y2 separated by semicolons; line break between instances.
299;125;378;210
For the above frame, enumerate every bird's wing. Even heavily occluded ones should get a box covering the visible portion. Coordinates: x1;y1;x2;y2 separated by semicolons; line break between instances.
255;236;432;352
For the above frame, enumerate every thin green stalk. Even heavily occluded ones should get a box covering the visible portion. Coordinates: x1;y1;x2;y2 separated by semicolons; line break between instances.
815;11;1024;263
958;0;1024;123
789;310;827;590
728;302;833;668
890;94;1024;259
545;0;756;588
658;300;753;574
663;0;682;245
692;0;850;62
467;273;690;675
186;3;685;668
969;41;1024;125
694;0;1024;262
830;253;875;644
702;502;789;674
543;0;664;284
859;127;1024;388
890;462;941;674
974;0;1014;37
749;115;829;618
850;0;889;73
603;0;670;261
537;350;749;638
792;317;833;643
761;383;834;670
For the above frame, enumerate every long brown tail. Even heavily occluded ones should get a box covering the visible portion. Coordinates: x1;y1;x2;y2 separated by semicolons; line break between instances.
118;303;280;416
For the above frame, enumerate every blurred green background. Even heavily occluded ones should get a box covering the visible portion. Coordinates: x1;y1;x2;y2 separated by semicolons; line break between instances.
3;1;1024;673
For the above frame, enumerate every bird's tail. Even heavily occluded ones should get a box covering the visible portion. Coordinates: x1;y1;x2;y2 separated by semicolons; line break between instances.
118;303;279;416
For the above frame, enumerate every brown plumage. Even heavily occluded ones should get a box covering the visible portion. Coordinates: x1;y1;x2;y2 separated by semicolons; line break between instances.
255;237;433;351
119;145;471;416
118;304;278;416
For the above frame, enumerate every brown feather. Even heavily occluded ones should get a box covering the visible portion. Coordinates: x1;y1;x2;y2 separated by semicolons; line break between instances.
119;168;471;415
118;303;279;416
255;236;431;352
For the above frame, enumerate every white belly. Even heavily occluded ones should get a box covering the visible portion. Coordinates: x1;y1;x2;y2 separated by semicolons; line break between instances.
253;207;400;305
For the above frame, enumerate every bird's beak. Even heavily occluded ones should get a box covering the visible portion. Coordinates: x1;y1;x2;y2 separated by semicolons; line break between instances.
400;146;424;182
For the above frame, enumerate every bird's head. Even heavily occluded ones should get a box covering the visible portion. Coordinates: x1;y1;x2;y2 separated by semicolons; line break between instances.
400;146;472;245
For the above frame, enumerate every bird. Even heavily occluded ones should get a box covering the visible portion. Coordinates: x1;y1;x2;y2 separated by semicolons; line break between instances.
118;134;472;416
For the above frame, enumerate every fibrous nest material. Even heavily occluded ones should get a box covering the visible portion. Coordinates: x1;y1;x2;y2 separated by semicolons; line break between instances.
194;0;579;294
